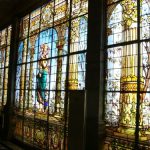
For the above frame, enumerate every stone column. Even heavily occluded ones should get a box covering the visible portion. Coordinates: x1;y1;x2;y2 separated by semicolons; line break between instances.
85;0;105;149
3;18;20;140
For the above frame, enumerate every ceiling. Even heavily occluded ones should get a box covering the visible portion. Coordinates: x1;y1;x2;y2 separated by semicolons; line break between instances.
0;0;48;29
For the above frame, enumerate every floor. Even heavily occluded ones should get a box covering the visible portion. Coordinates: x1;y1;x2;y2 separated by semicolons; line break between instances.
0;143;9;150
0;140;24;150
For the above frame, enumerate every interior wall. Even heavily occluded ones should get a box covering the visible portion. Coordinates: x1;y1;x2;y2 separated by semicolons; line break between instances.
0;0;49;30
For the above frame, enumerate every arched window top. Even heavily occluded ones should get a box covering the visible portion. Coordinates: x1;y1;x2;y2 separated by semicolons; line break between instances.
38;28;58;46
79;17;87;51
108;4;122;25
35;28;58;59
107;4;123;45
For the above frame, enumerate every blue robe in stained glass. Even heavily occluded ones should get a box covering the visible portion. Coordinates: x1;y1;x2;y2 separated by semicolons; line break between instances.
37;67;48;109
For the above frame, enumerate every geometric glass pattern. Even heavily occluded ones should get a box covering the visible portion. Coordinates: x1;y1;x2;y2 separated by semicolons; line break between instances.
0;25;12;113
105;0;150;149
14;0;88;149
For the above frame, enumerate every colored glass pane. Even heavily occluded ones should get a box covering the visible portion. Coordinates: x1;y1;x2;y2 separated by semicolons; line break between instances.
107;1;137;45
105;0;150;149
141;0;150;39
14;0;88;149
0;26;11;112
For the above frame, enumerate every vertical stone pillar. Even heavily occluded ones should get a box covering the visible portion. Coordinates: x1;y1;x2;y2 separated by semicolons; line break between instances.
85;0;105;149
3;18;20;140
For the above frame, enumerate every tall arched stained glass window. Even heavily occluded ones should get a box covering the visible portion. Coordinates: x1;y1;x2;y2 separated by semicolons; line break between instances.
0;26;11;113
13;0;88;149
105;0;150;149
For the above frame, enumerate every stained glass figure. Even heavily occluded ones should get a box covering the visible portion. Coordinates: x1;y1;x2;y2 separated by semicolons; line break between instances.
14;0;88;149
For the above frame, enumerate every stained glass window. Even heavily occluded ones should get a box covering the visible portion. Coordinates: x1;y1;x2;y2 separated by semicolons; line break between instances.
105;0;150;149
14;0;88;149
0;26;12;113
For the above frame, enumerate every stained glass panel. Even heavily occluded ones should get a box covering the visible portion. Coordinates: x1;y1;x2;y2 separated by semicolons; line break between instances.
69;53;86;90
139;42;150;147
0;26;12;112
72;0;88;18
107;44;138;92
141;0;150;39
41;2;54;30
29;9;41;36
70;16;87;53
54;0;69;25
107;1;137;45
14;0;88;149
105;0;150;149
19;15;29;39
106;45;139;140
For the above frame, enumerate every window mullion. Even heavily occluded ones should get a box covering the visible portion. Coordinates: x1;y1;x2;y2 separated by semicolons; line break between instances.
135;0;142;148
